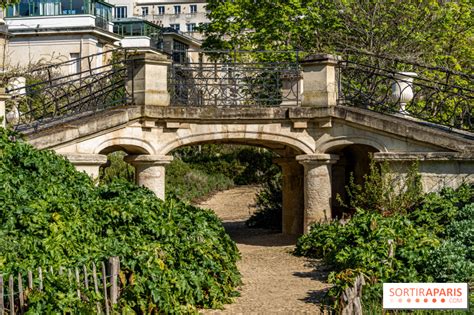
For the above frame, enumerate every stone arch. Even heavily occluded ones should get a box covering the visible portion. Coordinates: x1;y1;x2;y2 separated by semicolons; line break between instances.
94;137;154;155
318;137;386;219
317;136;388;154
158;130;313;156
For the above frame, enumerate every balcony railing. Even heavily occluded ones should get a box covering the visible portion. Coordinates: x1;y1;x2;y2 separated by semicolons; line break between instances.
4;49;133;131
337;52;474;131
169;50;301;107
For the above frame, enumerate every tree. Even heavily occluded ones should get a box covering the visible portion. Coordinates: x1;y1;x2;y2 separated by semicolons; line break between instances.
202;0;473;69
201;1;473;129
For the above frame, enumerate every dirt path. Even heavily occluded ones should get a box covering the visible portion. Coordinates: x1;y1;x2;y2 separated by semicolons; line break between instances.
196;186;331;314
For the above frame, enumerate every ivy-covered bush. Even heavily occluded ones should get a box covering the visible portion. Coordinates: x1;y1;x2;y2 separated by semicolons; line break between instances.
295;160;473;311
0;129;241;313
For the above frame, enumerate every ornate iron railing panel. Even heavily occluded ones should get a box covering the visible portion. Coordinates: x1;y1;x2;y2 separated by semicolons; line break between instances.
169;51;301;107
337;53;474;131
4;49;133;131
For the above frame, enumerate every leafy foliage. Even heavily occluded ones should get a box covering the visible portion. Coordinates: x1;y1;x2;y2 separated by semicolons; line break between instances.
246;172;282;231
0;128;241;313
295;160;474;310
202;0;473;70
100;151;135;184
166;158;234;202
340;161;423;215
174;144;277;185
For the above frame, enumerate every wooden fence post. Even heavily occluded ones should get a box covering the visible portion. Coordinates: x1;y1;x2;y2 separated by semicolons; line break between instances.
17;274;23;314
340;274;365;315
8;275;14;315
27;272;33;290
108;257;119;307
101;262;110;315
0;274;4;314
92;263;101;314
1;257;120;314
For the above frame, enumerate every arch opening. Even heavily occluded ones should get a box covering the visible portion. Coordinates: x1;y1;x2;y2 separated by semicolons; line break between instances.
328;144;379;219
167;141;304;237
98;144;150;155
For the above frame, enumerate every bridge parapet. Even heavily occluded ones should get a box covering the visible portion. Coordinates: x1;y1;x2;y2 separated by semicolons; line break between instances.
301;54;339;107
126;50;171;107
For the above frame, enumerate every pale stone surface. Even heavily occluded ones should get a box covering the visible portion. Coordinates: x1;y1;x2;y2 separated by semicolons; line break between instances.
61;153;107;179
297;154;339;232
301;54;339;107
23;105;474;234
0;89;9;128
374;153;474;192
124;155;173;200
127;51;171;106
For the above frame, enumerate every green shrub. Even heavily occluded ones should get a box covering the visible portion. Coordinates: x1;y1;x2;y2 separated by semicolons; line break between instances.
295;158;473;311
166;158;234;202
246;172;282;230
341;161;423;215
100;151;135;184
174;144;278;185
0;128;241;313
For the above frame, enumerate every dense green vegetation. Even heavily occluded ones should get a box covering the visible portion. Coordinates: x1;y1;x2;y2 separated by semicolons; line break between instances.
0;128;241;313
246;173;282;231
295;162;474;311
202;0;472;70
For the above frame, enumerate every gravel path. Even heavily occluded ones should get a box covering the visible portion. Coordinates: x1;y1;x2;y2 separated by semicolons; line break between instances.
196;186;331;314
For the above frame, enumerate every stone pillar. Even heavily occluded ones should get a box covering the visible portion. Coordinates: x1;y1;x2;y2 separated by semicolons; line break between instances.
125;155;173;200
62;153;108;179
0;17;8;73
0;88;10;128
126;49;171;106
297;154;339;233
274;158;305;235
301;54;339;107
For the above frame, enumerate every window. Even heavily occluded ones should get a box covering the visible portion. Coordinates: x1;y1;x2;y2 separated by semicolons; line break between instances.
141;6;148;16
114;6;127;18
174;5;181;14
172;40;189;63
170;23;180;31
186;23;196;32
157;5;165;15
69;53;81;74
190;4;197;13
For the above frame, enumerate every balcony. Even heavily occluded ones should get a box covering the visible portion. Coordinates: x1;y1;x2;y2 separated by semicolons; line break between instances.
5;0;113;32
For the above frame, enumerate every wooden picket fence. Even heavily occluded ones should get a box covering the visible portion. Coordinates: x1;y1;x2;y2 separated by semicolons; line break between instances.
0;257;120;315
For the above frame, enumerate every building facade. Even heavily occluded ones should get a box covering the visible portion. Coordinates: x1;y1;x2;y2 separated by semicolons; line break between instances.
4;0;120;70
109;0;208;40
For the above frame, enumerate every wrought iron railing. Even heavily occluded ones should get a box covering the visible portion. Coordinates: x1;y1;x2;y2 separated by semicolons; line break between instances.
4;49;133;131
169;50;302;107
337;53;474;131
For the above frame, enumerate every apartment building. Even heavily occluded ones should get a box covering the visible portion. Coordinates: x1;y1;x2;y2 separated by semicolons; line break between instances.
1;0;202;75
109;0;208;40
4;0;120;69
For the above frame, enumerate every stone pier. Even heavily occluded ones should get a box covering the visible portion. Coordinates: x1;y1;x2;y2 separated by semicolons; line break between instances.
125;155;173;200
297;154;339;232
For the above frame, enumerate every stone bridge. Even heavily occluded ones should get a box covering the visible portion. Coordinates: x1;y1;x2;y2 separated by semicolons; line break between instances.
4;50;474;234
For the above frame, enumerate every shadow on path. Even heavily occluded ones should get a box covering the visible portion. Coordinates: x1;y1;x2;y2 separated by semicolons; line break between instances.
222;220;298;247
